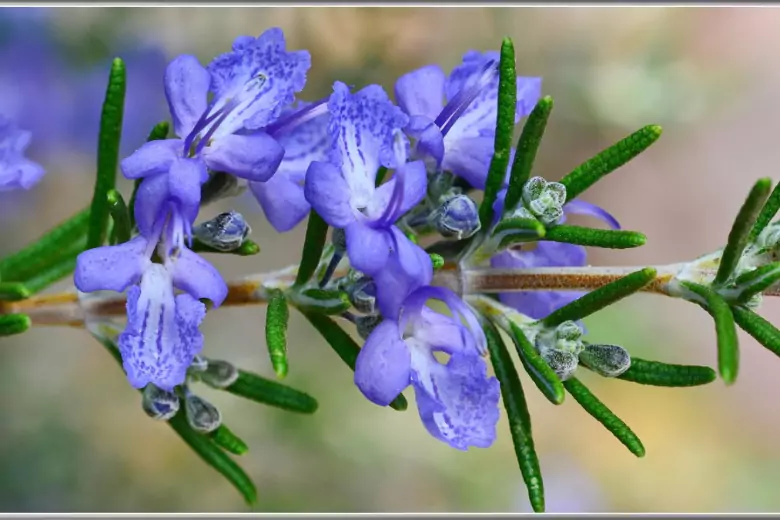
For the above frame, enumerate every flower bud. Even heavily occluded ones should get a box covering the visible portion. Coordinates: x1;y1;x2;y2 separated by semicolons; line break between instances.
184;392;222;433
430;194;481;240
356;314;383;340
193;210;251;252
541;349;579;381
188;355;208;374
536;321;583;355
578;343;631;377
344;275;376;315
519;176;567;226
200;171;246;206
141;384;180;421
200;359;239;389
332;228;347;253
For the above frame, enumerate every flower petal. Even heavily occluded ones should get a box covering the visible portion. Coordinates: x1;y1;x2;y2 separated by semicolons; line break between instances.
373;229;433;319
133;174;169;237
203;132;284;182
74;236;150;293
354;320;411;406
564;199;621;230
304;160;354;228
169;248;228;308
118;264;204;391
441;135;494;190
0;157;44;191
394;64;445;121
345;221;390;275
327;81;408;208
411;350;500;450
273;100;330;175
168;157;207;225
368;159;427;224
164;55;210;138
120;139;182;180
249;174;310;233
407;115;445;167
206;28;311;135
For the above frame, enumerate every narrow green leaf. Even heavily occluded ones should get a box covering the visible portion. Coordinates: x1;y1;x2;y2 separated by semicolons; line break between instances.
731;262;780;301
479;37;516;230
542;267;657;327
483;320;544;512
87;57;126;250
493;217;546;239
223;370;318;414
209;424;249;456
265;289;290;379
680;281;739;384
299;310;408;412
168;411;257;505
0;313;31;336
559;125;662;201
507;322;565;405
563;377;645;457
292;288;351;315
616;358;716;387
731;305;780;358
0;282;30;301
544;225;646;249
191;238;261;256
106;189;131;245
749;179;780;241
504;96;554;213
0;208;89;281
23;253;79;295
714;178;772;286
128;121;169;229
294;211;329;287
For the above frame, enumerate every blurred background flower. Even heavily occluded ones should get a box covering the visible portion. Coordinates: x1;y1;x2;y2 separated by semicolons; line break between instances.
2;5;780;513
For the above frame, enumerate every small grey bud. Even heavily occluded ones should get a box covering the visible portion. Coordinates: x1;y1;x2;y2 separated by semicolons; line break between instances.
346;276;377;315
141;384;180;421
200;359;239;389
541;349;580;381
184;393;222;433
356;314;383;339
428;171;457;201
578;343;631;377
332;228;347;253
193;211;251;252
522;176;547;204
430;194;481;240
200;171;246;206
188;355;208;373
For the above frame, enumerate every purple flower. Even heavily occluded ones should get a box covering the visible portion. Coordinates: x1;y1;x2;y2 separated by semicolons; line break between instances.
394;50;542;189
304;81;427;275
120;28;310;223
74;199;227;391
250;100;330;232
491;200;620;319
355;284;499;450
0;115;45;191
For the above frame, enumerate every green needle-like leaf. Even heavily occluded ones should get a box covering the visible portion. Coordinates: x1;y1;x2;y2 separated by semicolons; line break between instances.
87;57;126;250
544;225;646;249
507;322;565;405
23;253;79;295
749;179;780;241
680;281;739;384
563;377;645;457
616;358;716;387
731;261;780;301
294;211;329;287
0;208;89;282
504;96;553;213
0;282;30;301
542;267;657;327
106;189;131;245
493;217;546;240
265;289;290;379
191;238;261;256
291;288;351;315
713;178;773;286
299;310;408;412
168;411;257;505
0;313;31;337
479;37;516;230
484;320;544;512
559;125;662;201
209;424;249;456
128;121;169;229
731;305;780;358
223;370;318;414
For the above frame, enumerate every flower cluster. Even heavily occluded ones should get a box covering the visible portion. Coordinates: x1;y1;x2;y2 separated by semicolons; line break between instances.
60;28;626;452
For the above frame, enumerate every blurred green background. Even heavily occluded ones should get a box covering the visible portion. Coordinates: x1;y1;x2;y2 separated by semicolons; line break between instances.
2;6;780;513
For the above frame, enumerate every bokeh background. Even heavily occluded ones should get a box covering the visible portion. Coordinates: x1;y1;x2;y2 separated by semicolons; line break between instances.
1;5;780;513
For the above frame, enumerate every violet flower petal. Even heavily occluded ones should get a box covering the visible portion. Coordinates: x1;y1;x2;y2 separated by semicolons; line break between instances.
164;54;211;139
120;139;183;180
354;320;411;406
249;174;310;233
169;248;228;308
304;160;355;228
203;132;284;182
74;236;150;293
394;64;446;121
